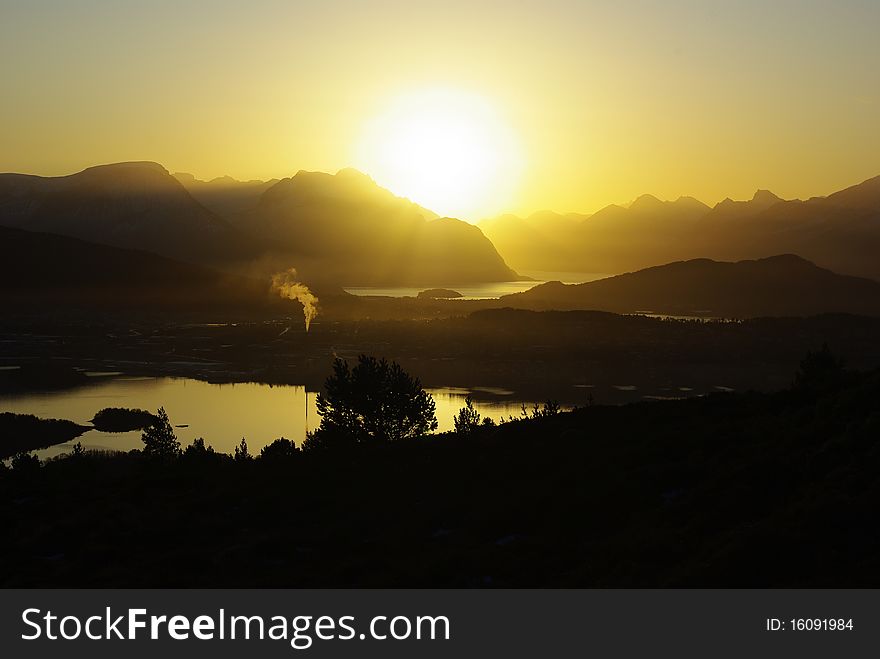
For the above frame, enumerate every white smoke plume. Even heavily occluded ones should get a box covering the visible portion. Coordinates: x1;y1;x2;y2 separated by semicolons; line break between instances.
271;268;319;332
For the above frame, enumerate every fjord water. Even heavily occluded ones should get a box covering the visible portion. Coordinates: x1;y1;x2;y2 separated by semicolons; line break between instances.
344;270;609;299
0;375;560;459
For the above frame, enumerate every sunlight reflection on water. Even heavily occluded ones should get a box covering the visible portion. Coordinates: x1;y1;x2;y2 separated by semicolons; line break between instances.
2;376;561;460
343;271;609;300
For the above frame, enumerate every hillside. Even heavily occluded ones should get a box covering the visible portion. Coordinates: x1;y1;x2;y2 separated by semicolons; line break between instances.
500;255;880;317
0;225;287;314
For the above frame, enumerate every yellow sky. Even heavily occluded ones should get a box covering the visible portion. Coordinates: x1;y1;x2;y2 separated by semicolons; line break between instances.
1;1;878;220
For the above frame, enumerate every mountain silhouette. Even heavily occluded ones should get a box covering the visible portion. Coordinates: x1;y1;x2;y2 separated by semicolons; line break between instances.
823;174;880;210
500;255;880;317
712;189;783;220
0;162;247;265
482;194;710;274
174;172;279;221
693;175;880;279
0;162;519;286
481;175;880;280
242;168;519;285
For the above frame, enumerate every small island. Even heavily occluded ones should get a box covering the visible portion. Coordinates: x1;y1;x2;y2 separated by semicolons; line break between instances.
417;288;463;300
91;407;160;433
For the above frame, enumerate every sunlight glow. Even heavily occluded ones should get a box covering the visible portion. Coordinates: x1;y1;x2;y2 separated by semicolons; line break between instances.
354;88;524;220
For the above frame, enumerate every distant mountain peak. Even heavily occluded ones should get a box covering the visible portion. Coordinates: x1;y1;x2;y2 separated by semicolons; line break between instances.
208;175;238;185
752;189;781;203
712;189;782;214
674;195;711;211
629;193;664;211
759;253;812;266
82;161;168;175
335;167;374;181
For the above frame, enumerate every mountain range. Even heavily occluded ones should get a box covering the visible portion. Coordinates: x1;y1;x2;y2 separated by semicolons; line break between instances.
481;175;880;280
0;162;518;286
4;161;880;300
499;254;880;318
0;162;241;265
173;172;279;221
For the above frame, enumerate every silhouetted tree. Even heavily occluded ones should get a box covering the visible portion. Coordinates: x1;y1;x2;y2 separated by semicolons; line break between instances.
309;355;437;447
141;407;180;458
535;400;561;418
70;442;85;459
182;437;218;462
260;437;298;460
516;400;562;421
233;437;251;462
454;396;481;435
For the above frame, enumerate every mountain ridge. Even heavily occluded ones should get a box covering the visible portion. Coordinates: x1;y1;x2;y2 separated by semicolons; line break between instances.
0;162;519;286
480;174;880;279
499;254;880;318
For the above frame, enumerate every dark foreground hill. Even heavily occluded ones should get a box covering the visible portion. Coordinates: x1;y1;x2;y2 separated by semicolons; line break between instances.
501;255;880;317
3;362;879;587
0;225;288;314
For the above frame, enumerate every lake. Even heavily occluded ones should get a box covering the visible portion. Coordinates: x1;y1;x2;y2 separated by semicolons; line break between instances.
1;374;568;459
343;270;610;299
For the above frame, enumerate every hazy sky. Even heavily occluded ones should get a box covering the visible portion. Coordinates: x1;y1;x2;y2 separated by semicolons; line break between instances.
2;0;878;219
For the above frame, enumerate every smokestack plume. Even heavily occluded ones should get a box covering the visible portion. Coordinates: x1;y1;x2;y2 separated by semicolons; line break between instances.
272;268;319;331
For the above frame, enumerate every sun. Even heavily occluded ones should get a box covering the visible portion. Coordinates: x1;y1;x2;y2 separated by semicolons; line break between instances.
354;88;524;220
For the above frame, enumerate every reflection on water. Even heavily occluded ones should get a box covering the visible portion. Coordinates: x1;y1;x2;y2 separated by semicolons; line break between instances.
1;376;561;459
344;271;609;300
